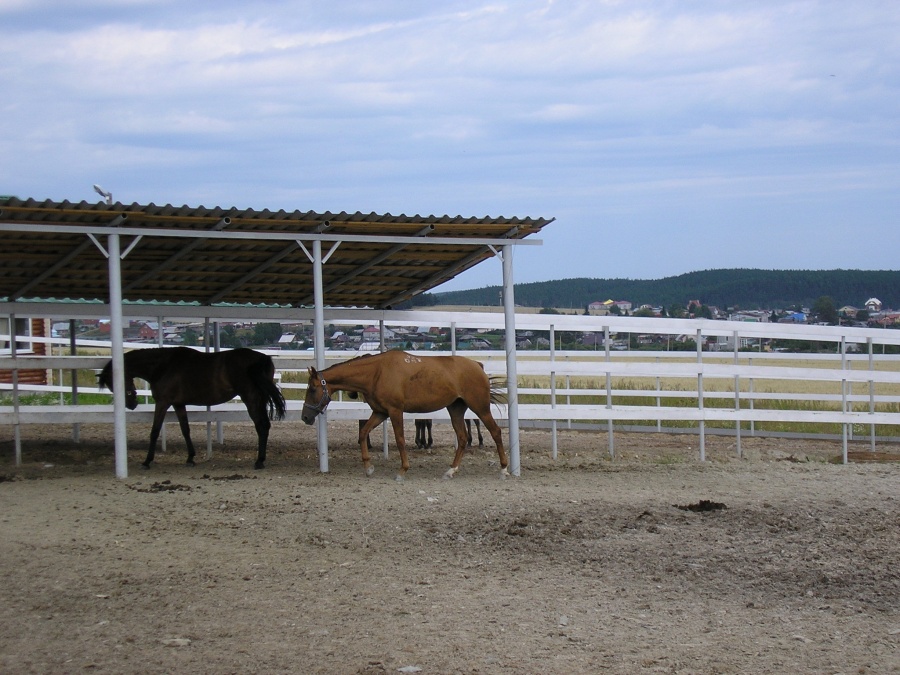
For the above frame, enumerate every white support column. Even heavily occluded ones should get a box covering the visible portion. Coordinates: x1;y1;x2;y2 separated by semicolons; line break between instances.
549;324;557;460
204;317;213;459
214;321;223;445
10;313;20;466
69;318;80;444
378;319;388;459
107;233;129;479
157;316;167;452
312;239;329;473
733;329;741;458
501;244;520;476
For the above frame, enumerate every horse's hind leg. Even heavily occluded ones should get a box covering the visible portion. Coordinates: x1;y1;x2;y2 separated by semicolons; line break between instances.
476;411;508;479
173;404;197;466
415;420;425;449
246;400;272;470
444;401;470;479
415;419;433;449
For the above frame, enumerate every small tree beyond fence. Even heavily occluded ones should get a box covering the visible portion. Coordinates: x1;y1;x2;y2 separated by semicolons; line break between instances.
2;309;900;465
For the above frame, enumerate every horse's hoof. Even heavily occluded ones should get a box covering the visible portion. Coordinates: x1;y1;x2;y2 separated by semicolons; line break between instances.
254;462;265;470
394;474;405;482
141;463;151;470
186;460;195;467
499;468;510;480
365;465;375;477
442;468;456;480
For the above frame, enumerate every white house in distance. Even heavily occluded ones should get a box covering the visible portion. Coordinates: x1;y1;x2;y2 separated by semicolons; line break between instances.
587;299;632;315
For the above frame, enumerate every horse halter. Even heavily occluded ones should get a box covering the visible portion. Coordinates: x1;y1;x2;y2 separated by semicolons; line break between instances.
303;377;332;416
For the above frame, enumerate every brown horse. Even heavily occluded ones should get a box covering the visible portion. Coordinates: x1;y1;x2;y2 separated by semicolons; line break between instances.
301;351;507;480
98;347;286;470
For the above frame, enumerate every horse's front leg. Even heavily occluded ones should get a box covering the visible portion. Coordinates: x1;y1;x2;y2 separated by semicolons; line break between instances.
142;403;171;468
388;411;409;481
173;404;197;466
359;412;387;477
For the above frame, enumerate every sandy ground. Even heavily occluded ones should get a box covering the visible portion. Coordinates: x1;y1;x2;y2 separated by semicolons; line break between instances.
0;419;898;674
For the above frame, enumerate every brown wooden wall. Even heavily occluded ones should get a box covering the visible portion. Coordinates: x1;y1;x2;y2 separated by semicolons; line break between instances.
0;318;49;385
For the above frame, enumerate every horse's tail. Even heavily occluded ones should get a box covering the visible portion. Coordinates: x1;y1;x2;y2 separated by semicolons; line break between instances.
489;375;508;405
249;355;287;421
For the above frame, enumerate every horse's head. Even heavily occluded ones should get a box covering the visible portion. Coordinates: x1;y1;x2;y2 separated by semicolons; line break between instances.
97;361;139;410
301;367;331;424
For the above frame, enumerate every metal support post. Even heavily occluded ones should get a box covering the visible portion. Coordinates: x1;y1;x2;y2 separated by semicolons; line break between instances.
501;244;520;476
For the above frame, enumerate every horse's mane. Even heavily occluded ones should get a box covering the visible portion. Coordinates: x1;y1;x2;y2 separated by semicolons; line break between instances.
121;348;179;382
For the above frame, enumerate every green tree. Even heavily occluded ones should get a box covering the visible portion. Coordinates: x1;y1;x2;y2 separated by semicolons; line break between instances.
218;324;243;349
251;322;283;346
812;296;838;324
668;303;686;318
182;327;199;346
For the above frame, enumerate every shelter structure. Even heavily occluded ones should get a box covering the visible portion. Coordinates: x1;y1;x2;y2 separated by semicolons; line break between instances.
0;197;553;477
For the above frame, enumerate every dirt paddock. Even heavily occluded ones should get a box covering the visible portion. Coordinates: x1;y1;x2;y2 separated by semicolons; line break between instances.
1;419;898;674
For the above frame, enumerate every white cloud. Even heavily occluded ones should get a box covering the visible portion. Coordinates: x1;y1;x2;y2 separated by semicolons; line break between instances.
3;0;899;286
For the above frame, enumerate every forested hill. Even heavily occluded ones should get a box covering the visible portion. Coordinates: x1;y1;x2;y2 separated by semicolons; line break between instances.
410;269;900;311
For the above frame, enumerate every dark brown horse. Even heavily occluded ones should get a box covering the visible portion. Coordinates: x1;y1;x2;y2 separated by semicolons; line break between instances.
98;347;286;469
301;351;507;480
414;418;482;449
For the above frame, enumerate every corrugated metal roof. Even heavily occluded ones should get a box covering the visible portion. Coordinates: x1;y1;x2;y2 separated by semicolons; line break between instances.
0;198;553;309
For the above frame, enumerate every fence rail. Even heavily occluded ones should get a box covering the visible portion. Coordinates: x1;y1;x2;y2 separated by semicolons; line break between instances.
2;310;900;466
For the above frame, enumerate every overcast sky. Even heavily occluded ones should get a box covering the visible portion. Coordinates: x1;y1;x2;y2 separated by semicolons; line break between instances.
3;1;898;292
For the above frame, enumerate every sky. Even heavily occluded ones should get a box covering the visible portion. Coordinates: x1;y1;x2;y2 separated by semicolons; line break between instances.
2;1;899;293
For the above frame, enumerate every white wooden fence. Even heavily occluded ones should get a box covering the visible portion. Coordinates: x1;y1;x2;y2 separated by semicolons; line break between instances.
2;310;900;466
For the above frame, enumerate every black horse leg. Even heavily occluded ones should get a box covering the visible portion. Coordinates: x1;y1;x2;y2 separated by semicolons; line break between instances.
464;419;484;448
173;404;197;466
248;401;272;470
143;403;170;468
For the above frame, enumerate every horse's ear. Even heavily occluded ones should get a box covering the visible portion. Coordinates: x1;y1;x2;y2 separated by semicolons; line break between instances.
308;367;318;378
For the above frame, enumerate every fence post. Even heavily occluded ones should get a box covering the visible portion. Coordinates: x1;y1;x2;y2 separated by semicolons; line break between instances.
604;325;613;459
868;337;876;452
841;337;848;464
655;358;662;433
748;357;755;437
697;328;705;462
733;329;741;458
